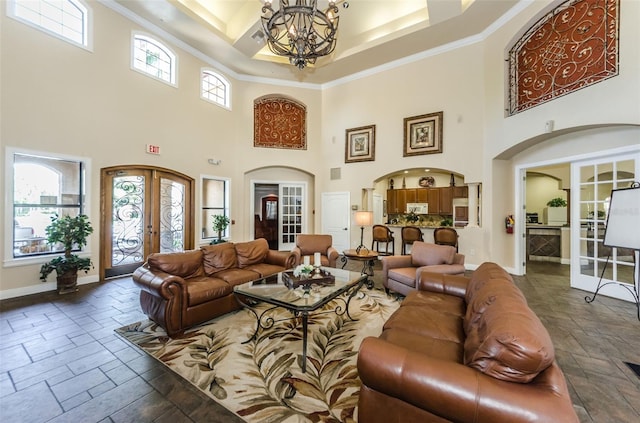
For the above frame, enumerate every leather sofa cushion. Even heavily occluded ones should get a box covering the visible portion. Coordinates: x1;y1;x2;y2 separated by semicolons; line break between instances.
213;268;261;286
235;238;269;268
186;276;232;306
464;280;555;383
402;291;466;317
383;305;465;343
244;262;285;277
201;243;238;275
381;329;464;363
465;261;514;304
147;250;204;279
411;242;456;267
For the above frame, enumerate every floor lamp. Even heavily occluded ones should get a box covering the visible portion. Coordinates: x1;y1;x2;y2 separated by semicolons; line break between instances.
354;211;373;254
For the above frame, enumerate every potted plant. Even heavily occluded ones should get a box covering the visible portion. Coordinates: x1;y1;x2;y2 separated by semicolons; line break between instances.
546;197;567;207
211;214;230;244
39;214;94;294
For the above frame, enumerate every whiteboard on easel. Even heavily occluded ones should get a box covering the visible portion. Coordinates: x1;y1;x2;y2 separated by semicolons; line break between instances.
603;185;640;250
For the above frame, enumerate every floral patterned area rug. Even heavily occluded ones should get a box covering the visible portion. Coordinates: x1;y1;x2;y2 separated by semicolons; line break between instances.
115;288;400;423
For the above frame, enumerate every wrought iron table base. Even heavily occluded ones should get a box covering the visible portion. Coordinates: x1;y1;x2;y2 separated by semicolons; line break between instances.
235;279;366;372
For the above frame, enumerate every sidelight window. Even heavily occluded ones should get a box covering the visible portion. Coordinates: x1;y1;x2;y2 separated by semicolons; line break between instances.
201;176;230;242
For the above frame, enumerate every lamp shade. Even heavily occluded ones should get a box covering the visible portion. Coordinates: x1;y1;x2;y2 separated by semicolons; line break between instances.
355;211;373;226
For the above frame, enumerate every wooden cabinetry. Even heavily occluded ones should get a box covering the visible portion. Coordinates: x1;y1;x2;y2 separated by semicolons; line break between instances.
416;188;428;203
387;187;455;216
452;186;468;198
454;206;469;227
427;189;440;214
439;187;453;214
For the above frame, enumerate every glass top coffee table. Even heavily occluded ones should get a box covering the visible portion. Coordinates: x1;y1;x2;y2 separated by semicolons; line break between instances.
233;267;368;372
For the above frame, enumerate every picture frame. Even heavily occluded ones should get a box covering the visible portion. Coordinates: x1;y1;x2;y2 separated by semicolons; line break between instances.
345;124;376;163
403;111;443;156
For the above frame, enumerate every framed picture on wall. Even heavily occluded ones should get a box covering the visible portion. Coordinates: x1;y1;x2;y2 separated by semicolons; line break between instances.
403;111;443;156
345;124;376;163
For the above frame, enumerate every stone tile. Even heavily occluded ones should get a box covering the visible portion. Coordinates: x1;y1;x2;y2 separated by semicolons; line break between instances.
105;363;138;385
109;390;174;423
50;368;109;402
46;377;154;423
0;344;32;373
1;381;63;422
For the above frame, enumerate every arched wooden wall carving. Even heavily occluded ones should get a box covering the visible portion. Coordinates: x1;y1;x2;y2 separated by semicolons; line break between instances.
508;0;619;115
254;95;307;150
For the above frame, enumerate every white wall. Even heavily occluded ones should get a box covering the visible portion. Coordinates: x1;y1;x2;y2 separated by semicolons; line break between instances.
1;0;639;297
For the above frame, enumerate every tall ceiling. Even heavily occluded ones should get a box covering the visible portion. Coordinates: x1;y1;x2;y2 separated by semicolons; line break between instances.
113;0;521;84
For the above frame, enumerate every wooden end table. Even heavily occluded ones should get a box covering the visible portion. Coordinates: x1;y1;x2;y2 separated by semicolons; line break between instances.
340;249;377;288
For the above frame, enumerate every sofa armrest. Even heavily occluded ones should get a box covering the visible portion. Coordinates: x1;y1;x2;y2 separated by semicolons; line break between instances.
132;264;188;300
327;247;340;267
381;255;413;270
266;249;296;269
291;246;302;266
418;272;469;297
358;337;578;423
453;253;465;265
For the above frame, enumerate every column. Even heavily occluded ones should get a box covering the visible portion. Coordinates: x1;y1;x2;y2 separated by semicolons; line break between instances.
467;183;479;228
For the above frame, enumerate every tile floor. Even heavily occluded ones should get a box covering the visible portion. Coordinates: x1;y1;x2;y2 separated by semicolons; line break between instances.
0;261;639;422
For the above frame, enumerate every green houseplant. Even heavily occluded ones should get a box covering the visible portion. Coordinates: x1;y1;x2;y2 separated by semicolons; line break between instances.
546;197;567;207
39;214;94;294
211;214;230;244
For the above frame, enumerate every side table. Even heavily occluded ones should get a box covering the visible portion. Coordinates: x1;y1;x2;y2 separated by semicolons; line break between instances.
340;249;378;288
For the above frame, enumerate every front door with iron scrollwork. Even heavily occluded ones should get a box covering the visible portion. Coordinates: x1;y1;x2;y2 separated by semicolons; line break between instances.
100;166;194;279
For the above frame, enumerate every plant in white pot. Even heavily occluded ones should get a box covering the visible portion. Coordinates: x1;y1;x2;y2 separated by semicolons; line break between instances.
39;214;94;294
211;214;230;244
545;197;568;226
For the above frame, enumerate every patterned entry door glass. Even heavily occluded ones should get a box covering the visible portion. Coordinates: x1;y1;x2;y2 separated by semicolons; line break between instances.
111;174;145;269
159;177;185;253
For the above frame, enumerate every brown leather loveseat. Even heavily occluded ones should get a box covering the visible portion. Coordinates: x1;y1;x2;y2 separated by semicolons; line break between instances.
357;262;579;422
132;238;295;337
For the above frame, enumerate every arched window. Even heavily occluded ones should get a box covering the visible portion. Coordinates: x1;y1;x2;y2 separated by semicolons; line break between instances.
131;33;177;86
7;0;91;49
201;69;231;109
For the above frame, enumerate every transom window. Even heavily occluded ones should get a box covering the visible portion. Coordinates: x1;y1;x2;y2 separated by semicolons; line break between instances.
201;69;230;109
7;150;88;260
132;33;177;86
7;0;91;49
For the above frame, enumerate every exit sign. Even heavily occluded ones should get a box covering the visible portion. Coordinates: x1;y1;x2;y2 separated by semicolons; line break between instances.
146;144;160;155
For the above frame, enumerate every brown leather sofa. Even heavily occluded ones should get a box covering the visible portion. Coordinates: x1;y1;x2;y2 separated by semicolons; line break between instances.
357;262;579;423
132;238;295;337
381;241;465;296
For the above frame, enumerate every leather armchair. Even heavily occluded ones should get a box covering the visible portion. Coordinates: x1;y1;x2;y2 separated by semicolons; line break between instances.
291;234;339;267
381;241;465;296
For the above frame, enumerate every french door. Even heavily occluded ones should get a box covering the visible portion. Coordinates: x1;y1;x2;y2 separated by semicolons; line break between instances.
571;153;638;301
279;183;306;251
100;166;194;279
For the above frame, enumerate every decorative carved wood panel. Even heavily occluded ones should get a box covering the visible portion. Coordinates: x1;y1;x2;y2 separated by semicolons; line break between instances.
508;0;619;115
254;96;307;150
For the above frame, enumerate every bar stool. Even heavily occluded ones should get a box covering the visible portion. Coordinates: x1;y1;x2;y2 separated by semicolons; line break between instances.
434;227;459;252
371;225;395;256
401;226;423;254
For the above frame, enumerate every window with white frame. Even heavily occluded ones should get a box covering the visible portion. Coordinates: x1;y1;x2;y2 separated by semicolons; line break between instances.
132;33;177;86
201;176;230;242
7;0;91;49
201;69;230;109
8;150;88;260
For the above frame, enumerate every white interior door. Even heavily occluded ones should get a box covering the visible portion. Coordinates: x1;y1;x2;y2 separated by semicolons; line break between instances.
321;191;350;252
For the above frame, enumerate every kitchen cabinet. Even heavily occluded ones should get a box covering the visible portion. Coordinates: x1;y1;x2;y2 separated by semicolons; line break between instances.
405;189;416;204
416;188;428;203
439;187;453;214
453;186;468;198
427;189;440;214
387;190;398;214
454;206;468;226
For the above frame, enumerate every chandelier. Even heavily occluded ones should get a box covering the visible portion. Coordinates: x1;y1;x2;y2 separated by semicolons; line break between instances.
261;0;340;70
